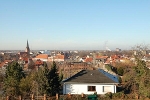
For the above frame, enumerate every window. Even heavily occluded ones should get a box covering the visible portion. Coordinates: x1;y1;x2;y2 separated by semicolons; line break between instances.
103;86;112;92
88;86;96;91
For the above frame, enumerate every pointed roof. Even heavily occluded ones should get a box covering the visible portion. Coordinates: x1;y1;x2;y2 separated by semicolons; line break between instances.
25;40;30;53
27;40;29;48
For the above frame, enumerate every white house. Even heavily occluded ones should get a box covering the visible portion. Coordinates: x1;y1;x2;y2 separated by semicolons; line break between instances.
63;69;119;95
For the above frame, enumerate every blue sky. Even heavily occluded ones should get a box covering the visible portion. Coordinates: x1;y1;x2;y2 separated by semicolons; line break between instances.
0;0;150;50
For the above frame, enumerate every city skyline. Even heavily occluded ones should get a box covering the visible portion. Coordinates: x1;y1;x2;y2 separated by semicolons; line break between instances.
0;0;150;50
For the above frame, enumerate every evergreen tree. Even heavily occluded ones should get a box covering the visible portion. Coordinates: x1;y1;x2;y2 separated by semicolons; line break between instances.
4;61;25;96
19;71;36;97
36;62;50;95
48;61;62;96
35;61;63;96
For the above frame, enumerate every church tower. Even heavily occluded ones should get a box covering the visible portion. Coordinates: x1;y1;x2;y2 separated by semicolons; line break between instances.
25;40;30;56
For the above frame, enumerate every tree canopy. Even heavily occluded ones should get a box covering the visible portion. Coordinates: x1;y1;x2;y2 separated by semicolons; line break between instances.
3;61;63;97
123;58;150;98
4;61;25;96
35;61;63;96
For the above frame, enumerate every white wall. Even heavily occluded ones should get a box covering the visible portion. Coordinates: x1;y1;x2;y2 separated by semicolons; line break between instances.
63;83;116;95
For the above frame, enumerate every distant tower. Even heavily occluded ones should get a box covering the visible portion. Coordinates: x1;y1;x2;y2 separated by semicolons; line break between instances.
25;40;30;56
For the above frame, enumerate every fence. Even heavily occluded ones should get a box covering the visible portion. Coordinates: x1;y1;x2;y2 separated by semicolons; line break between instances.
3;94;58;100
2;93;89;100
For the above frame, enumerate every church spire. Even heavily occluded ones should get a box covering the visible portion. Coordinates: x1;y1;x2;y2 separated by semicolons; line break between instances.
25;40;30;55
27;40;29;48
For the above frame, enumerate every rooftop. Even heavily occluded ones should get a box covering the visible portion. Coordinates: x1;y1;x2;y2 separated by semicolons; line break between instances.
35;54;48;59
63;69;119;83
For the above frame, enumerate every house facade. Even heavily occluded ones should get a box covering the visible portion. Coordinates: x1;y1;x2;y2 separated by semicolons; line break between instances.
63;70;119;95
63;83;117;95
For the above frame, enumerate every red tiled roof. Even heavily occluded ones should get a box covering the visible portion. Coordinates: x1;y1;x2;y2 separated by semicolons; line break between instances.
36;54;48;59
96;56;108;59
35;59;43;65
111;55;120;59
85;58;93;62
23;57;28;62
4;60;12;63
0;62;5;68
54;55;64;59
104;60;111;64
0;60;12;68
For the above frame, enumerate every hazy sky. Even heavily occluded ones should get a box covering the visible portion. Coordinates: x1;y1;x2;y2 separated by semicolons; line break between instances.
0;0;150;50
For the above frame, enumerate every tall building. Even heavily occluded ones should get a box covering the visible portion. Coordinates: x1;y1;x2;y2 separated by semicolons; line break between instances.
25;40;30;57
18;40;31;64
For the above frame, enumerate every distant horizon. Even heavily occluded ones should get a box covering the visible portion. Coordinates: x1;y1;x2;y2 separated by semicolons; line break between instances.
0;48;138;51
0;41;148;51
0;0;149;50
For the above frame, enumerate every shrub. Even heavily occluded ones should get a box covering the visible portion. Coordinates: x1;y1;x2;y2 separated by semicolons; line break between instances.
105;92;112;99
117;67;124;76
105;64;112;71
118;76;122;83
112;92;124;99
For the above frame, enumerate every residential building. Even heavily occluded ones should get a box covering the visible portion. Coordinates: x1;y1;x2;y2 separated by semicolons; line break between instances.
63;69;119;94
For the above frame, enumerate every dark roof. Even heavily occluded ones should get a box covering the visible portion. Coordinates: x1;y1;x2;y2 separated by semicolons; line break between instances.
63;69;119;84
98;69;119;83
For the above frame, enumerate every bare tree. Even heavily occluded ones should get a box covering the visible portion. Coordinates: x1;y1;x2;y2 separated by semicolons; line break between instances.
132;43;149;59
